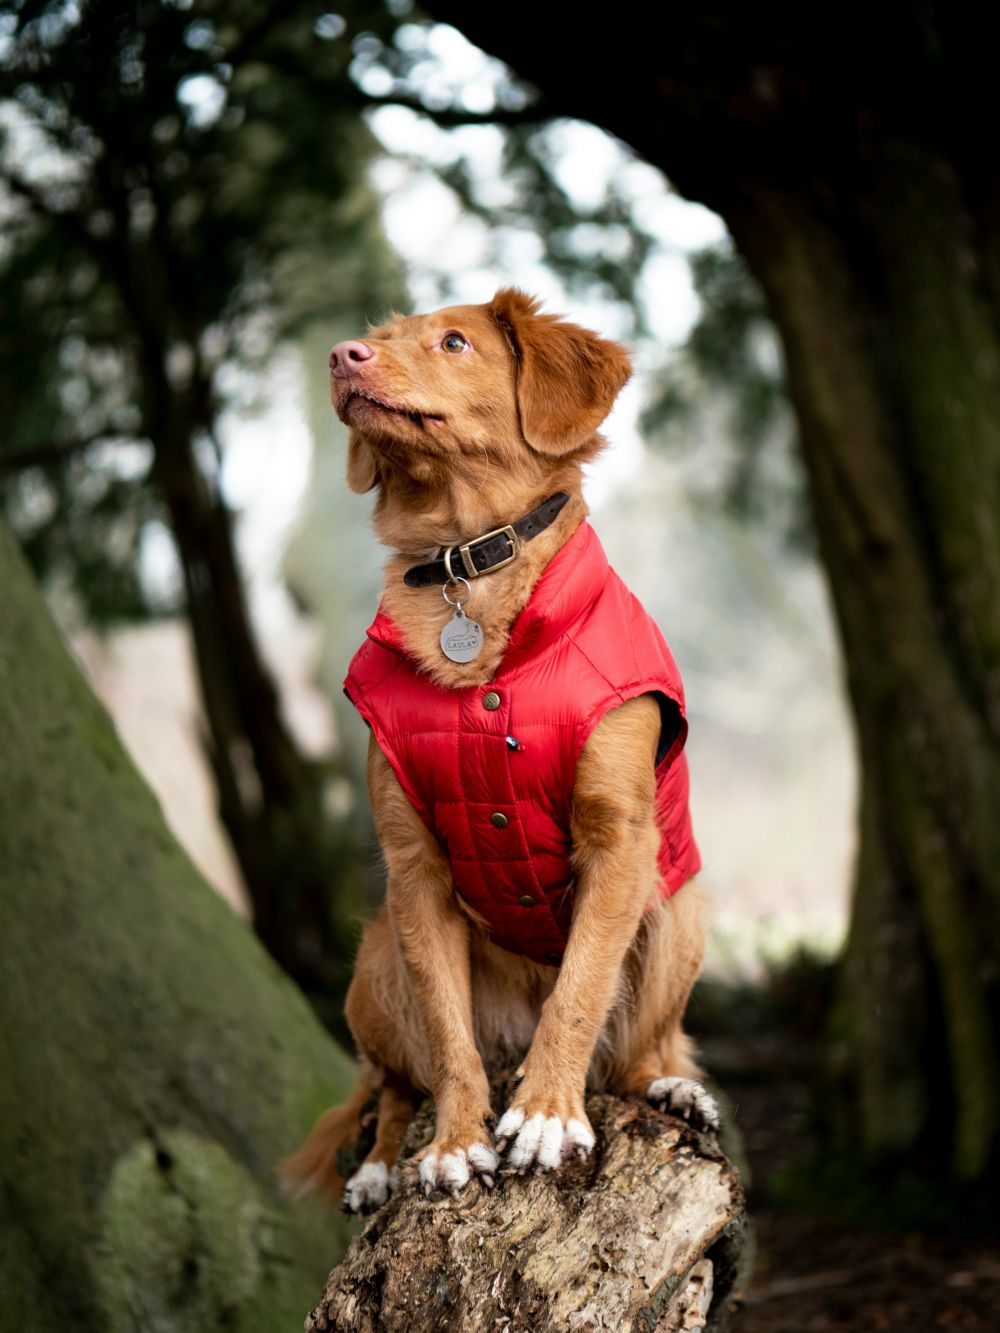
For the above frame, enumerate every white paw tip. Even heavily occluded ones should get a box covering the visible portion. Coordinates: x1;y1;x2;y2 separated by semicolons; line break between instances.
647;1077;720;1131
344;1160;390;1212
536;1115;565;1170
467;1142;500;1174
497;1110;594;1170
565;1117;596;1154
418;1154;440;1190
494;1107;525;1143
420;1142;498;1195
438;1150;471;1191
419;1149;470;1192
507;1112;546;1170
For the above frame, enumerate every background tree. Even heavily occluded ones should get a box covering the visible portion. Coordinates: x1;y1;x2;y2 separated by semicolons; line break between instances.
0;0;407;1029
0;520;355;1331
0;1;654;1031
9;0;995;1198
415;0;1000;1186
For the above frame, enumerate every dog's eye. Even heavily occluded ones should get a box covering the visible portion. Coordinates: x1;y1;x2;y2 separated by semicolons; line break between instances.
442;333;469;353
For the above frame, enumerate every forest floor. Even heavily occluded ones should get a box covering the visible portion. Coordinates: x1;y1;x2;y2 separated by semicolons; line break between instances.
692;969;1000;1332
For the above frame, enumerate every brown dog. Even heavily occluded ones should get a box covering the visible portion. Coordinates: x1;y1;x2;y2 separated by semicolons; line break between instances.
284;289;717;1213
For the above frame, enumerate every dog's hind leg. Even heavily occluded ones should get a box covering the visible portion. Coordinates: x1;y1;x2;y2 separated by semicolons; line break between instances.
343;1071;421;1214
284;908;423;1211
622;1027;720;1134
281;1059;380;1206
612;888;719;1133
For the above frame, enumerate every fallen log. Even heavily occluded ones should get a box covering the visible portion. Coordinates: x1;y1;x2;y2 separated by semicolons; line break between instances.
307;1081;748;1331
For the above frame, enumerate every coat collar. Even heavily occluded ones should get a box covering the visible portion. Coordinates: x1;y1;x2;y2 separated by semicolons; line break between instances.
364;521;609;675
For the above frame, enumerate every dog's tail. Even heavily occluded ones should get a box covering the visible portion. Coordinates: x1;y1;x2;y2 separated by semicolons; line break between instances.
281;1059;379;1206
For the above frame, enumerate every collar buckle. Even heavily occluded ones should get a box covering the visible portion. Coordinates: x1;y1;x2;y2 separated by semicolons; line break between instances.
453;524;521;579
403;493;569;588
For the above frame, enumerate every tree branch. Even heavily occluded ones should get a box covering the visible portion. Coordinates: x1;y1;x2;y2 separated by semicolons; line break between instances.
0;164;109;262
354;86;547;129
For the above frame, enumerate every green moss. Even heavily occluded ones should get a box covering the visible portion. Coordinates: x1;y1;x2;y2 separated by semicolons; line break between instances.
0;523;356;1328
95;1133;262;1332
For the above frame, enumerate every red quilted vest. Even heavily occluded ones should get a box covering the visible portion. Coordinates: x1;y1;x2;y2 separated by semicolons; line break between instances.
344;521;700;965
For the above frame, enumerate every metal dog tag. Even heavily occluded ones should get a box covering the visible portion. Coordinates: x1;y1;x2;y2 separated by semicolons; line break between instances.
440;607;484;663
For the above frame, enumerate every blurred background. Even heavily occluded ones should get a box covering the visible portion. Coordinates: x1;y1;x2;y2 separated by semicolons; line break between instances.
2;3;998;1331
69;105;855;973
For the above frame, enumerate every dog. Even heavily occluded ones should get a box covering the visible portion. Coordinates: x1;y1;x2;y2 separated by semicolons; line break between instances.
284;289;717;1213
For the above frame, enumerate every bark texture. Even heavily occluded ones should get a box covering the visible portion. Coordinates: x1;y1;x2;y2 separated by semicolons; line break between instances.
726;172;1000;1178
424;0;1000;1182
0;523;356;1331
309;1091;746;1332
150;400;362;1036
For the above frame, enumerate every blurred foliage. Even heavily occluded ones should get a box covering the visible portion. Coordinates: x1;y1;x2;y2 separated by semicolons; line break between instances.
0;1;772;622
0;1;422;1010
642;243;808;549
0;0;404;624
450;120;658;321
690;944;838;1051
348;17;662;330
769;1144;1000;1236
691;952;1000;1234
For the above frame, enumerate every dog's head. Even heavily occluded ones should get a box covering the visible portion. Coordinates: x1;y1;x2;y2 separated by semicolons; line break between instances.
329;289;632;500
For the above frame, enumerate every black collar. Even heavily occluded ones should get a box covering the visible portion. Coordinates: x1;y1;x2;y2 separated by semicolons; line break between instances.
403;493;571;588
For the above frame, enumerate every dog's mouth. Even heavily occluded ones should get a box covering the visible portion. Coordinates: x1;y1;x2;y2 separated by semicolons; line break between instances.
341;387;445;432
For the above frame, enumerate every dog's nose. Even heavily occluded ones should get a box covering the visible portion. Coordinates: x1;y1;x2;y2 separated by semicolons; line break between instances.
329;339;375;375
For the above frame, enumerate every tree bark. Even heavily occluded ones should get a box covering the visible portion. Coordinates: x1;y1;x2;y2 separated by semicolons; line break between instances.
724;163;1000;1178
309;1088;746;1332
0;522;356;1331
423;1;1000;1183
150;400;363;1037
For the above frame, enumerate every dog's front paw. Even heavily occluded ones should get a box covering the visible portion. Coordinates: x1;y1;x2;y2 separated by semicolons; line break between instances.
344;1160;397;1215
494;1098;595;1172
417;1138;499;1198
646;1076;720;1133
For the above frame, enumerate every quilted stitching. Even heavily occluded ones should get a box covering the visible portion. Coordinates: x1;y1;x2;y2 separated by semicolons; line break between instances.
345;523;700;963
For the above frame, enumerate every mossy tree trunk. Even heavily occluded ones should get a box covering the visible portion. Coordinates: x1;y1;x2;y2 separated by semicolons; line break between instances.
148;380;362;1038
424;3;1000;1180
0;523;357;1331
725;162;1000;1179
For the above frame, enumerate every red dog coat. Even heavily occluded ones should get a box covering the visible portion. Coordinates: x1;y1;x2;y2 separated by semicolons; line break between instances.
345;521;700;964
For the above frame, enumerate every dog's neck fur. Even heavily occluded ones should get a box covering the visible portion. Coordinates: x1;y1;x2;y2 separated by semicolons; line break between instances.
371;455;591;690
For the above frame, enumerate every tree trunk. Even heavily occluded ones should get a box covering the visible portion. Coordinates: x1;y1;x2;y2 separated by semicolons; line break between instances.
151;405;364;1039
309;1086;746;1332
725;157;1000;1178
421;2;1000;1183
0;522;356;1331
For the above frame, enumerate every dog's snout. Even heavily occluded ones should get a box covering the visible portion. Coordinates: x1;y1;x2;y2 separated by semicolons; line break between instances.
329;339;375;376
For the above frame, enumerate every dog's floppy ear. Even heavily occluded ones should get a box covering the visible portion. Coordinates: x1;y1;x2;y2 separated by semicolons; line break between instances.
488;288;632;455
346;433;380;493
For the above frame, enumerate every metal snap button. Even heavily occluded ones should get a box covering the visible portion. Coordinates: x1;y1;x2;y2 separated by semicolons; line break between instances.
518;894;536;907
482;690;501;711
490;812;509;828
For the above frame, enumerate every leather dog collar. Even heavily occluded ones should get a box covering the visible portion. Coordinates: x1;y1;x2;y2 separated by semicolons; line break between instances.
403;493;571;588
